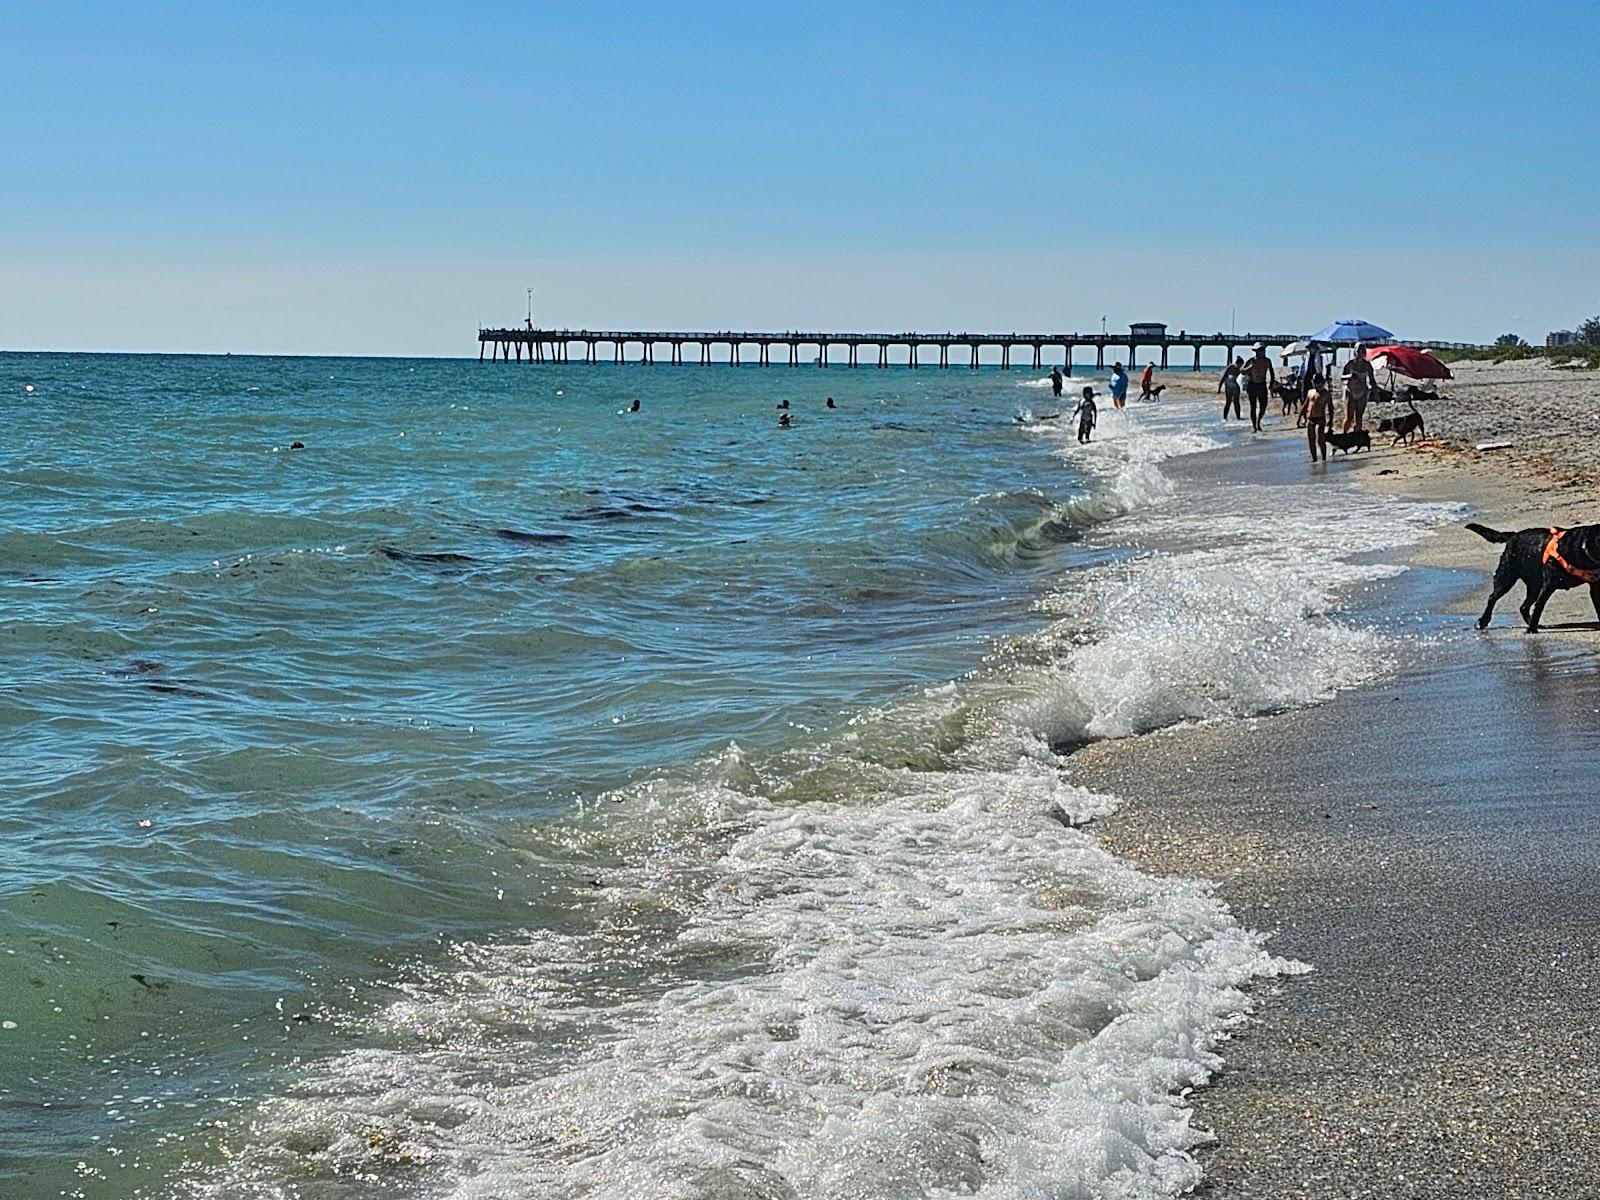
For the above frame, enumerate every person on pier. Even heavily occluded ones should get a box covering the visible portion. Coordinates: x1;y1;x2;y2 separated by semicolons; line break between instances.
1109;362;1129;409
1240;343;1275;432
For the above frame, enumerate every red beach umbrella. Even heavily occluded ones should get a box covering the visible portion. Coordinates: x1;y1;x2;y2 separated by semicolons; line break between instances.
1364;344;1452;380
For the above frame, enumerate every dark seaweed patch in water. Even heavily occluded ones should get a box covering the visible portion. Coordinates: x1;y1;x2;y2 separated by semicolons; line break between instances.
378;546;478;565
103;659;213;699
565;501;669;523
145;681;214;700
107;659;166;678
494;529;576;545
564;507;633;523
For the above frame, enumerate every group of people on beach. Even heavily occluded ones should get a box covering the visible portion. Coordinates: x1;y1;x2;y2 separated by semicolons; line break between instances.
1041;339;1386;461
1216;341;1381;461
1050;360;1157;413
1046;365;1102;443
1046;358;1164;444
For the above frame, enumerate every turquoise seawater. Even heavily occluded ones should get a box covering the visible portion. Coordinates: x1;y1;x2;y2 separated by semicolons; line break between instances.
1;353;1104;1195
4;354;1459;1199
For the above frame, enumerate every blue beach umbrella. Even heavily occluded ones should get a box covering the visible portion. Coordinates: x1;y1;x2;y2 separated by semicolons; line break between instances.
1307;318;1394;344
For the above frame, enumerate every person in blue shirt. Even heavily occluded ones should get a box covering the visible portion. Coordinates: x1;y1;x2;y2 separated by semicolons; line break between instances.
1109;362;1129;409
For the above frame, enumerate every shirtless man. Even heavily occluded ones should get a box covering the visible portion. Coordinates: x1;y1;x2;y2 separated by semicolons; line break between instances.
1240;343;1275;432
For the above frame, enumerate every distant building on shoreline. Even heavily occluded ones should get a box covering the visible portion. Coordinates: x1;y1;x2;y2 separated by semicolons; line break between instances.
1547;329;1576;347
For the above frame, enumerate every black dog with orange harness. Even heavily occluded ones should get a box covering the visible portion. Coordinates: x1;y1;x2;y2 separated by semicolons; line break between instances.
1467;521;1600;631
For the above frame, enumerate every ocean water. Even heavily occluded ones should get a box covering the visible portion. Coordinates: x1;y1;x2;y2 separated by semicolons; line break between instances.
1;354;1455;1199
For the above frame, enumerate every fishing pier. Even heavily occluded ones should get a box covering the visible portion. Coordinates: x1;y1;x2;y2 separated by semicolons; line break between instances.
478;324;1480;372
477;325;1306;373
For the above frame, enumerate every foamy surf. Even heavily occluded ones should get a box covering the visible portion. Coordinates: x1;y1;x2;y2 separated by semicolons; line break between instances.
179;395;1459;1200
181;754;1301;1200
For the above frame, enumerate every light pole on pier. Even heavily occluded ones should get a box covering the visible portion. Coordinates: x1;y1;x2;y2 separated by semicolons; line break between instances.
526;287;534;330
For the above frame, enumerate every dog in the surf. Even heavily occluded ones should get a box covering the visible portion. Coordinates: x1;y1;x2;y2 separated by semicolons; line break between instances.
1322;429;1372;454
1467;521;1600;631
1378;409;1426;444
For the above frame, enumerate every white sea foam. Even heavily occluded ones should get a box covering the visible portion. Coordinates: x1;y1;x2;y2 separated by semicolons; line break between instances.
186;755;1300;1200
996;401;1457;744
184;398;1458;1200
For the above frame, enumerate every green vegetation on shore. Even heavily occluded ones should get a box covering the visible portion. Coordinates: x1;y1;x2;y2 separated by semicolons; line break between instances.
1439;344;1600;370
1440;317;1600;370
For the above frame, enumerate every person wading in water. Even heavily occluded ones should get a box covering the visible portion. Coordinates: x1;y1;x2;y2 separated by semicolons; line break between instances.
1109;362;1129;410
1218;357;1243;421
1240;343;1275;432
1302;371;1332;462
1072;385;1098;444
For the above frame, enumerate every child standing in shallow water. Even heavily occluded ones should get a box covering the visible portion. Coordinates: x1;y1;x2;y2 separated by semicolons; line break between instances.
1072;386;1098;444
1301;372;1331;462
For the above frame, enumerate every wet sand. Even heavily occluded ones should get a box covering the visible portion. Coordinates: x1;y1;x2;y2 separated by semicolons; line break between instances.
1069;399;1600;1197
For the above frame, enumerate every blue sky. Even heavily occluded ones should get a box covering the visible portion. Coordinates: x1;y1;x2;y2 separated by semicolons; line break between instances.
3;1;1595;354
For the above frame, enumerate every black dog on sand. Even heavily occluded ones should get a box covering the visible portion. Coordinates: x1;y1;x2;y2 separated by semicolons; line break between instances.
1377;410;1426;444
1467;521;1600;632
1323;429;1372;454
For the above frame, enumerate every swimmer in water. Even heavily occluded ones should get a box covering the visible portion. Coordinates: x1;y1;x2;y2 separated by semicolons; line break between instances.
777;398;790;410
628;399;640;413
825;396;836;409
778;412;792;428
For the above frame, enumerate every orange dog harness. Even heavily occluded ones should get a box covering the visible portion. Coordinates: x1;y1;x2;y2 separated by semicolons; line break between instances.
1542;528;1600;584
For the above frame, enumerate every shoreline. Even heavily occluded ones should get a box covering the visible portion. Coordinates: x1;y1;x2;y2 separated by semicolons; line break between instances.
1070;375;1600;1196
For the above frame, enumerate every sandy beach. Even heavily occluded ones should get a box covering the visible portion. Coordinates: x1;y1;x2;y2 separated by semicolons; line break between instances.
1071;360;1600;1196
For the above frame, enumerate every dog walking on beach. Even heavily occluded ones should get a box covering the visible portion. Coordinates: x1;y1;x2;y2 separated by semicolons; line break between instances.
1323;429;1371;454
1467;521;1600;632
1378;406;1426;445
